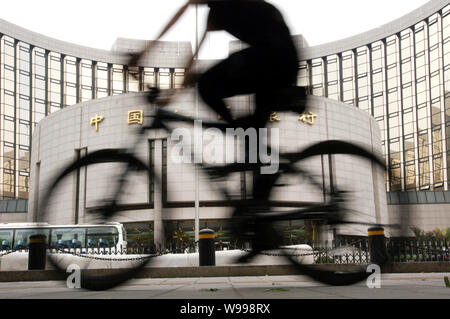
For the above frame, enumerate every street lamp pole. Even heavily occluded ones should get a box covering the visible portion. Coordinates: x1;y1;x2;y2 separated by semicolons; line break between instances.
194;3;200;252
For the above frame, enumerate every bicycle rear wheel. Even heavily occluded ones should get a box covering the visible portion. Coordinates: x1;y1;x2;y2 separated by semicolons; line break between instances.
245;140;386;286
38;149;155;290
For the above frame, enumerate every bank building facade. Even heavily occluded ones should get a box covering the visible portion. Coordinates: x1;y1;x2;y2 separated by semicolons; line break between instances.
0;0;448;249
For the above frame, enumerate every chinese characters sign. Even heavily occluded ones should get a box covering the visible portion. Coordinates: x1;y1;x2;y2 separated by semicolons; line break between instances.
128;110;144;125
90;115;104;132
298;112;317;125
269;111;317;125
90;109;318;131
269;112;281;122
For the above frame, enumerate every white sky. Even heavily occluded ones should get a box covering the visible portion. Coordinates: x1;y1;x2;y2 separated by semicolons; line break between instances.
1;0;430;59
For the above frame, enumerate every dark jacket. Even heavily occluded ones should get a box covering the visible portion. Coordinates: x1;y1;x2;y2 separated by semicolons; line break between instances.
206;0;295;51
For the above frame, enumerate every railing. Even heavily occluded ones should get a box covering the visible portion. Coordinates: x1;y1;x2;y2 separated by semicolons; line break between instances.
312;240;371;264
307;239;370;264
0;239;448;264
0;242;247;256
310;239;450;264
0;245;165;256
386;239;450;263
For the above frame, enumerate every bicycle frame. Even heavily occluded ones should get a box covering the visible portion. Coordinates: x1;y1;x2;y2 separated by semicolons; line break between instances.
98;102;364;226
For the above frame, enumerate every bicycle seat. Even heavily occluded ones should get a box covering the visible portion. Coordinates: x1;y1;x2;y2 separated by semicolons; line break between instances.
263;86;309;113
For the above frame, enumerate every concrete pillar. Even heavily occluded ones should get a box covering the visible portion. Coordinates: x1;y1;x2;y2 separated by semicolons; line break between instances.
368;227;388;265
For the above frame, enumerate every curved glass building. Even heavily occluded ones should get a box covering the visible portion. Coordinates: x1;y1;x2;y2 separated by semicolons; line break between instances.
298;0;450;195
0;22;191;202
0;0;449;238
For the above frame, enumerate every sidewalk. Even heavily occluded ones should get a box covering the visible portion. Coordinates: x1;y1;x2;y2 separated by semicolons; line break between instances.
0;273;448;299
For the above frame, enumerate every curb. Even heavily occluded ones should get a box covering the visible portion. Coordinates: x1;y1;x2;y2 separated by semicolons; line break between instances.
0;262;449;282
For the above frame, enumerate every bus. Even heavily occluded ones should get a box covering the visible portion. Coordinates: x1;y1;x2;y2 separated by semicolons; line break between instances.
0;222;127;252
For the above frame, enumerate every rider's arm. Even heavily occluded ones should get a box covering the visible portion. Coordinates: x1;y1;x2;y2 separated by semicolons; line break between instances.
189;0;221;31
128;0;195;66
206;10;220;31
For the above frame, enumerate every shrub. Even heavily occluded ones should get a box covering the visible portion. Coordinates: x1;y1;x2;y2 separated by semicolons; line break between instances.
410;226;450;241
315;256;334;264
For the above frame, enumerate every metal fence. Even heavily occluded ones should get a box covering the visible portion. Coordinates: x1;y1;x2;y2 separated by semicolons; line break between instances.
0;239;448;264
386;239;450;263
0;245;165;257
0;242;246;257
311;240;370;264
310;238;450;264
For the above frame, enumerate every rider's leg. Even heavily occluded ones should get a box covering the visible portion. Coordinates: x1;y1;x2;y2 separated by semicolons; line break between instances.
198;44;299;125
243;91;297;256
197;47;277;127
198;47;298;259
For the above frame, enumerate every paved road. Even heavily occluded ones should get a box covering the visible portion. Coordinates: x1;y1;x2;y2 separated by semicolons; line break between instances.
0;273;448;299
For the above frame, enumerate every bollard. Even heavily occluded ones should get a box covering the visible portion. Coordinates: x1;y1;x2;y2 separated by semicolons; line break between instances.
368;227;388;265
28;234;47;270
199;229;215;266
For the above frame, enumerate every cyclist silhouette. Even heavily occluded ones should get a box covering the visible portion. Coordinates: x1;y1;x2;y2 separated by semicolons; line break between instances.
38;2;390;290
129;0;304;260
187;0;303;260
190;0;300;129
129;0;302;129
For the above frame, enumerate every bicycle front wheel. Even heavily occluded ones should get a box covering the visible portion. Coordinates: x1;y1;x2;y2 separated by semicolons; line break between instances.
38;149;156;290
